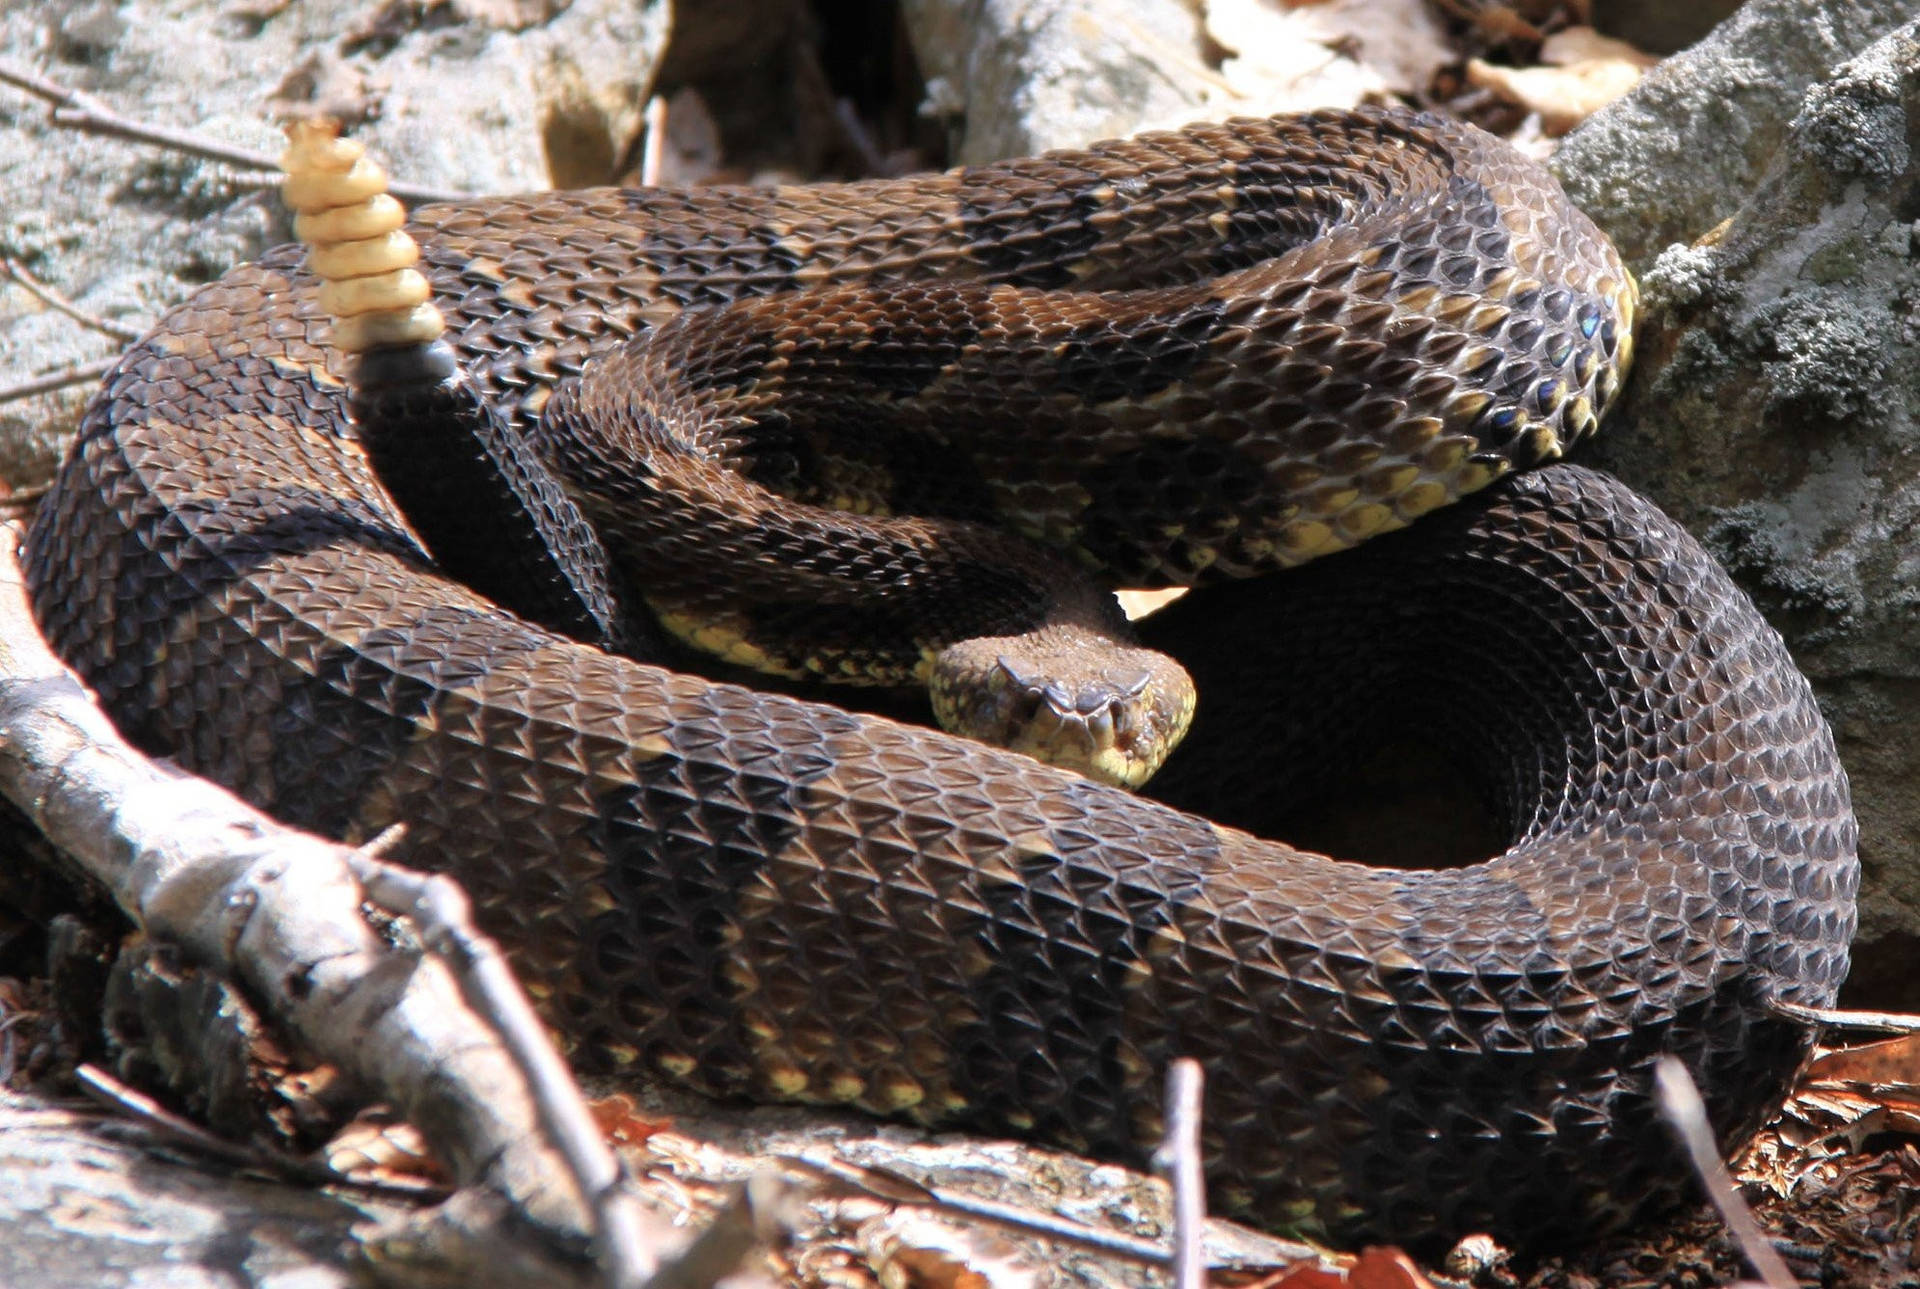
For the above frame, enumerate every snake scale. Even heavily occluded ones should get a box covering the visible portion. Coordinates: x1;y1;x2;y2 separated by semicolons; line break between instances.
24;107;1859;1250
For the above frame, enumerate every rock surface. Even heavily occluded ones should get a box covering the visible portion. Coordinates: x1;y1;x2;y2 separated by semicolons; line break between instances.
1553;0;1918;267
0;1091;389;1289
0;0;668;487
901;0;1452;164
901;0;1214;164
1572;17;1920;1005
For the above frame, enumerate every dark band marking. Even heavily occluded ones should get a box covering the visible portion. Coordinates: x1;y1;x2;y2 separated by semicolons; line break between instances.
106;483;417;747
1052;297;1228;404
271;602;542;835
952;778;1214;1157
1072;436;1274;582
576;695;864;1091
958;178;1108;289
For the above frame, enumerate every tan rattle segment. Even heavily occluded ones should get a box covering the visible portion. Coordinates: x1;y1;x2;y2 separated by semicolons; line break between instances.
281;119;445;353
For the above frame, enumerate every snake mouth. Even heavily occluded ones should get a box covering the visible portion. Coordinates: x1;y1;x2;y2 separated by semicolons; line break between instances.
1002;661;1152;783
928;635;1196;789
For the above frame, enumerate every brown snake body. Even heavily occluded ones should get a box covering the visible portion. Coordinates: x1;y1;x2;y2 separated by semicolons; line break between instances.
24;108;1858;1249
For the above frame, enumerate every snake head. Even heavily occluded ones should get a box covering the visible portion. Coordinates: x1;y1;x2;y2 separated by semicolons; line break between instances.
928;628;1196;789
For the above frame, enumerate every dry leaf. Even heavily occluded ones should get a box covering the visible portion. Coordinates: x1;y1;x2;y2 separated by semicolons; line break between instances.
1471;6;1545;43
861;1211;1037;1289
1244;1246;1438;1289
1204;0;1454;111
1466;26;1657;134
1805;1032;1920;1090
589;1091;672;1146
1118;587;1186;620
324;1113;447;1183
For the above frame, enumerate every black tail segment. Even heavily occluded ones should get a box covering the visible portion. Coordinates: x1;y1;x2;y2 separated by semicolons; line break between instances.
348;339;636;653
280;117;637;654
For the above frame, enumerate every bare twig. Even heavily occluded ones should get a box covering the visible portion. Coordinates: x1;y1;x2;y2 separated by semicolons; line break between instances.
640;96;668;188
1153;1059;1206;1289
77;1062;288;1173
0;1006;28;1084
3;259;142;343
0;60;472;206
353;853;661;1289
0;531;667;1279
0;357;116;405
0;59;281;174
1769;997;1920;1035
1653;1056;1796;1289
782;1153;1174;1267
788;1129;1314;1278
77;1052;447;1201
830;98;889;177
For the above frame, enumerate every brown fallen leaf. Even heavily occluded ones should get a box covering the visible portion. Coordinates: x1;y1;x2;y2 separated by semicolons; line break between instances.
1466;26;1658;134
1736;1036;1920;1201
588;1090;672;1147
324;1112;448;1185
861;1210;1038;1289
1433;0;1546;45
1117;587;1187;620
1805;1032;1920;1090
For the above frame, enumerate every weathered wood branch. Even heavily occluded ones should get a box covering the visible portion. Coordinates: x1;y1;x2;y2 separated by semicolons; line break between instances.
0;529;673;1285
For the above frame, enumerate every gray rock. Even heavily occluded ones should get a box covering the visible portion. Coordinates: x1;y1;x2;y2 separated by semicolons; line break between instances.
0;1089;389;1289
900;0;1215;163
1581;19;1920;1006
1554;0;1917;269
0;0;667;490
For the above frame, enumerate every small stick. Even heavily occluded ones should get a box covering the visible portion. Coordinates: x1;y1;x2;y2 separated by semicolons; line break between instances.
74;1062;447;1199
350;848;658;1289
3;258;141;343
1653;1055;1796;1289
1769;997;1920;1035
1153;1059;1207;1289
75;1062;269;1172
0;531;644;1270
830;98;890;176
0;60;471;206
73;1062;358;1184
779;1154;1181;1268
0;357;116;405
0;1007;28;1083
639;96;668;187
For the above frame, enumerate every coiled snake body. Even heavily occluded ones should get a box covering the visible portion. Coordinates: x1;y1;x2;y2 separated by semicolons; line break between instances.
25;108;1859;1250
